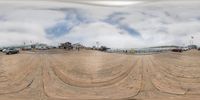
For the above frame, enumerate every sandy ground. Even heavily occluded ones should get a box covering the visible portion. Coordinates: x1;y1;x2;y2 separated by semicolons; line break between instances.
0;50;200;100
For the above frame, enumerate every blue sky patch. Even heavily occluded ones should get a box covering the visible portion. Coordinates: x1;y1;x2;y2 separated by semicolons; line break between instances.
46;21;71;37
46;9;89;38
104;12;141;37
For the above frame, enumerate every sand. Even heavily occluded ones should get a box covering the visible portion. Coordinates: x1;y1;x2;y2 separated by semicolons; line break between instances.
0;49;200;100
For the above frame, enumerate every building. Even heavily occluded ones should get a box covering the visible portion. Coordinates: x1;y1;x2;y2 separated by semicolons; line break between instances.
59;42;73;50
72;43;85;50
35;44;48;50
22;45;32;50
188;45;197;49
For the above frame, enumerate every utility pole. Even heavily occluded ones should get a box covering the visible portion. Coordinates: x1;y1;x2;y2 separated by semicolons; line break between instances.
96;41;100;48
191;36;194;45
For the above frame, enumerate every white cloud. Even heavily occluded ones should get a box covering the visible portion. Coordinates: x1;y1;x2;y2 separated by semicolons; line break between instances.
57;22;147;48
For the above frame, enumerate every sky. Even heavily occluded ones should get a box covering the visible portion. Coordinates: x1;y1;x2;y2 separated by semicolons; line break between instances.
0;1;200;48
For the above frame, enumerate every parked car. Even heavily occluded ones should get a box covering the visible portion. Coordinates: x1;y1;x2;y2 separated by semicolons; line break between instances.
0;48;3;52
5;48;19;55
171;48;183;52
182;47;189;51
2;49;7;53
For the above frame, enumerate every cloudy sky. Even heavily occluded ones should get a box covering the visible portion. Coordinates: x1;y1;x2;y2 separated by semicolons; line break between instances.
0;1;200;48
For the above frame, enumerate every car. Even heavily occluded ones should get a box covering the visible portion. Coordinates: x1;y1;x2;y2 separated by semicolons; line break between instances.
5;48;19;55
0;48;3;52
171;48;183;52
182;47;189;51
2;49;7;53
